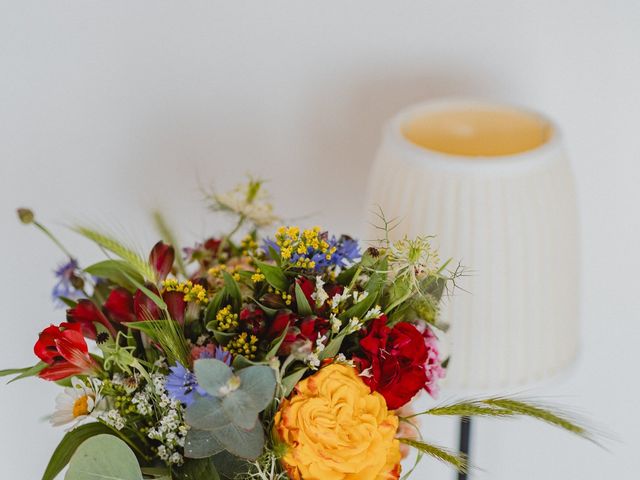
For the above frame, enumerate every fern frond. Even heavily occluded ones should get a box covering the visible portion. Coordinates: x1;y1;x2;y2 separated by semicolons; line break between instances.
74;226;156;282
399;438;467;473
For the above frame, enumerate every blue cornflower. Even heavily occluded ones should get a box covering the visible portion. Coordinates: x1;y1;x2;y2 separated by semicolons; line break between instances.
52;258;82;308
165;362;206;406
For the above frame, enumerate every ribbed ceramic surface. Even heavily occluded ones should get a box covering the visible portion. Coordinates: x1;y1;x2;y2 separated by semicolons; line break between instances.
364;103;580;391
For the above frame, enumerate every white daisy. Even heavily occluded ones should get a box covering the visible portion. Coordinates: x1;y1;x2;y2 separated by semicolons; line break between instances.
50;377;104;428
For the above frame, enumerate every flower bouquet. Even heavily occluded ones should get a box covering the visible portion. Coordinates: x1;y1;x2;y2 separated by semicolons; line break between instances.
3;180;592;480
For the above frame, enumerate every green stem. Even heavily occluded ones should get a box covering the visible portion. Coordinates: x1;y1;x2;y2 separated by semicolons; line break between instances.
218;215;246;259
33;221;74;258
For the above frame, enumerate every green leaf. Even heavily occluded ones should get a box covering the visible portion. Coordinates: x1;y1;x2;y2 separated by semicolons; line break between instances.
173;458;220;480
237;365;276;412
265;327;288;360
318;331;348;361
399;438;467;473
335;264;358;285
221;391;260;430
185;396;229;430
231;355;263;370
194;359;233;397
339;291;377;322
122;271;167;311
65;434;143;480
249;297;279;317
74;226;156;282
222;271;242;311
212;421;265;460
205;290;226;322
294;282;313;316
84;260;144;292
184;429;225;459
281;367;307;397
42;422;117;480
1;362;46;383
141;466;171;479
253;260;288;292
58;296;79;308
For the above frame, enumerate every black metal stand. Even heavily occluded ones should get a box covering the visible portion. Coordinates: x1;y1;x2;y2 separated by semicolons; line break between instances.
457;416;472;480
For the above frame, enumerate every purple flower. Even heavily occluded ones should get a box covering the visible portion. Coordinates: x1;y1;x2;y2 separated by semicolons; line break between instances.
165;362;206;406
52;258;83;308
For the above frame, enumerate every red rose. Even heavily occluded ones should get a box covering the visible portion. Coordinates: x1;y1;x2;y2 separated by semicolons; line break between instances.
353;316;444;410
34;323;101;381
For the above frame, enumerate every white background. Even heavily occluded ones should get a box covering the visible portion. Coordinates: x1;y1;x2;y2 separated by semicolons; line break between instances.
1;1;639;479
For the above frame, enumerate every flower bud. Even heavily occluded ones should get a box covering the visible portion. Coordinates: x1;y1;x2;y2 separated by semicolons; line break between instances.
149;241;175;280
17;208;34;224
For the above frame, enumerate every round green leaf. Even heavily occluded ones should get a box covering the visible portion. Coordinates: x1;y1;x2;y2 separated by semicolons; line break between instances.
237;365;276;412
185;396;229;430
194;358;233;397
65;434;143;480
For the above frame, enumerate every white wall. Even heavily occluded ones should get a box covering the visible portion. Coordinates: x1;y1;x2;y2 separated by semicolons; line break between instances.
1;1;638;478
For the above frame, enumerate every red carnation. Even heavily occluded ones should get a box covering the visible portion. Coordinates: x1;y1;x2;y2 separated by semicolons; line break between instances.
353;316;445;410
34;323;101;381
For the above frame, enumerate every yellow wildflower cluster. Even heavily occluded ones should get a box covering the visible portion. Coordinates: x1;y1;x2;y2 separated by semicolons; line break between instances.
224;332;259;359
162;279;208;304
274;226;336;269
251;269;266;283
216;305;239;331
207;263;241;281
267;286;293;306
240;234;259;256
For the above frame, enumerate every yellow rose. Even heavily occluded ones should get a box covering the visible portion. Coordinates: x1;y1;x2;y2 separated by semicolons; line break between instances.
274;363;401;480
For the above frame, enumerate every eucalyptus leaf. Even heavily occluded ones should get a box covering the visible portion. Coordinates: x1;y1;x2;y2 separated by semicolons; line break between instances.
294;282;313;316
184;428;225;459
211;421;265;460
221;390;259;430
65;434;143;480
253;260;288;292
194;359;233;397
237;365;276;412
42;422;117;480
173;458;220;480
185;396;229;430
